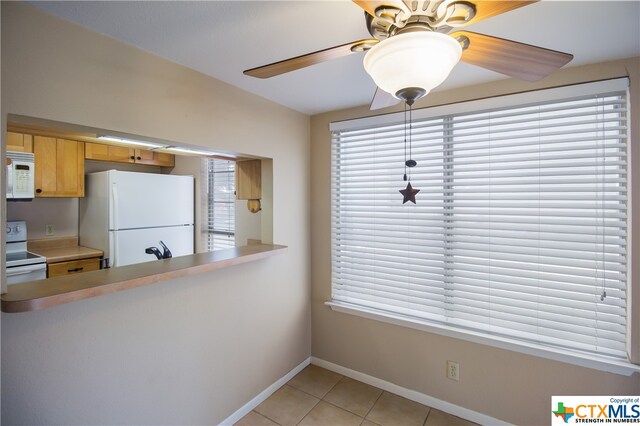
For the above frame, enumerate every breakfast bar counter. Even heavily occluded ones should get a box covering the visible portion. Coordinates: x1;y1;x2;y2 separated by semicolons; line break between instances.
1;243;287;313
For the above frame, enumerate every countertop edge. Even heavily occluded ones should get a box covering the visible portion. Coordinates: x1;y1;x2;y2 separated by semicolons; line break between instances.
2;244;287;313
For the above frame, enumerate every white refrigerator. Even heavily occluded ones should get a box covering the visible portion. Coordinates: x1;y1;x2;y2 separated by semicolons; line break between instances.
79;170;194;268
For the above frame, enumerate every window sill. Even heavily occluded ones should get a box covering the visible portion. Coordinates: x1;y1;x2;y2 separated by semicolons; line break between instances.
1;244;287;313
326;300;640;377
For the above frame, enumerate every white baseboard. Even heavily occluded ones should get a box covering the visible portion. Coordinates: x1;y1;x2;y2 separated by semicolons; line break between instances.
219;356;509;426
311;357;511;426
220;357;311;425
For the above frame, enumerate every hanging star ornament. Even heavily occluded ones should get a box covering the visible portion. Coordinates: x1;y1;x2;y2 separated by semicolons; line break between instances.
400;181;420;204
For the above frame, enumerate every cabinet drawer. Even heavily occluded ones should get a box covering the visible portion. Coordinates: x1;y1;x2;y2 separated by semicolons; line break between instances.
48;258;101;278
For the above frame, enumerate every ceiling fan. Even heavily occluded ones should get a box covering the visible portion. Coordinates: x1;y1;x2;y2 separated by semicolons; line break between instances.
243;0;573;110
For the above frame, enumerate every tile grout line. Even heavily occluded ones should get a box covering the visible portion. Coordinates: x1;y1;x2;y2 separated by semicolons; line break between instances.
320;372;344;399
361;389;385;423
291;370;379;425
259;408;283;426
423;406;432;426
294;396;322;426
319;398;366;423
319;374;387;424
318;374;386;422
253;409;283;426
285;376;342;401
290;371;344;426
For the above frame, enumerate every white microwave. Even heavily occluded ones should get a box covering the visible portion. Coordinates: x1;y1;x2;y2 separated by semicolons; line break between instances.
6;151;35;200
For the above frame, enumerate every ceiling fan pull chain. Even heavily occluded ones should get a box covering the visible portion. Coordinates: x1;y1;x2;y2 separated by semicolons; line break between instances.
399;99;421;204
403;101;408;181
404;101;417;169
409;103;413;164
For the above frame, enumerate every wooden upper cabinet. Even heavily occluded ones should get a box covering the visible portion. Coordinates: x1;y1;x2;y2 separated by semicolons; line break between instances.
135;149;155;164
85;142;135;163
34;136;85;197
236;159;262;200
134;149;175;167
6;132;33;153
84;142;174;167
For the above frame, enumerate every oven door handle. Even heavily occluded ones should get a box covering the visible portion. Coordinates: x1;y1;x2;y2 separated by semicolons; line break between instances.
7;264;46;276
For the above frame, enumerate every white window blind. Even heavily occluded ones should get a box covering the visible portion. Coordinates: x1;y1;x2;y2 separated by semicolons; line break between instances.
331;79;629;361
206;158;235;251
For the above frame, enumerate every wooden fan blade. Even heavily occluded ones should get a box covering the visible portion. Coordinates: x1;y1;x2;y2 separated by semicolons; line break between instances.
453;31;573;82
244;39;376;79
370;87;401;110
465;1;538;26
352;0;410;17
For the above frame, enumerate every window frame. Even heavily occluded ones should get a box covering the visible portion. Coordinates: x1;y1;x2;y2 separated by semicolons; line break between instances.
204;158;236;251
328;78;639;376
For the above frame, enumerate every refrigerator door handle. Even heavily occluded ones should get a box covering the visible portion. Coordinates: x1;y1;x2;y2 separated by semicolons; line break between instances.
111;182;119;266
111;181;119;231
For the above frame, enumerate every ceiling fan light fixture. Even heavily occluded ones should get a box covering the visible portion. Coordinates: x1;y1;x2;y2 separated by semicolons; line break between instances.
363;31;462;100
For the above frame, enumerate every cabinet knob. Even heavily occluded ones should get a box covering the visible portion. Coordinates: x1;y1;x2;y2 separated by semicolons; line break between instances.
35;188;42;194
136;156;141;160
130;156;135;160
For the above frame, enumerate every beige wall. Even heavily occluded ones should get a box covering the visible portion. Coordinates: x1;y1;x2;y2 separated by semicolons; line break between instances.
235;200;262;246
7;198;80;239
310;57;640;425
1;2;310;424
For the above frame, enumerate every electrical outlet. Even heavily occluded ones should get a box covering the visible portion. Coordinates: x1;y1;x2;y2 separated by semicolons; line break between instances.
45;224;55;236
446;360;459;381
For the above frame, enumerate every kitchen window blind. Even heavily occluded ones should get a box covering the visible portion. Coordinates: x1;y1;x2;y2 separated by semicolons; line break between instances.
330;79;629;361
207;158;235;251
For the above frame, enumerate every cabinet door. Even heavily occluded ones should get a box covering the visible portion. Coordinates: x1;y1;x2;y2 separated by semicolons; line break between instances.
134;149;175;167
34;136;85;197
34;136;58;196
57;139;85;197
236;159;262;200
6;132;33;152
85;142;134;163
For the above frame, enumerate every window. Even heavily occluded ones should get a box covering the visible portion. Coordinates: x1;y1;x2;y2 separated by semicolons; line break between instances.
330;79;630;365
205;158;235;251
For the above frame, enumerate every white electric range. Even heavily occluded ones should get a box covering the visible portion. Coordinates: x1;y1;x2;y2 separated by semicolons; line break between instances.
6;220;47;284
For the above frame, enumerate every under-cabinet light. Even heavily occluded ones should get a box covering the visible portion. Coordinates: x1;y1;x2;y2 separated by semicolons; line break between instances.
97;135;168;149
165;146;219;156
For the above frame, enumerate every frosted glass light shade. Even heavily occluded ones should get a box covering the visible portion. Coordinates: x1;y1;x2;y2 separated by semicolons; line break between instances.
364;32;462;99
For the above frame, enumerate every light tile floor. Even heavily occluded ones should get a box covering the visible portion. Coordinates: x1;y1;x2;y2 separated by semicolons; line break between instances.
235;365;478;426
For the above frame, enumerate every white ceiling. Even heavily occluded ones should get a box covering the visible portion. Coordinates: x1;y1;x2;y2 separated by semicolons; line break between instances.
28;1;640;115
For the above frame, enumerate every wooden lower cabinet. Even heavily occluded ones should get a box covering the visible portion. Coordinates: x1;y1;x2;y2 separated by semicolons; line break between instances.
47;257;101;278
